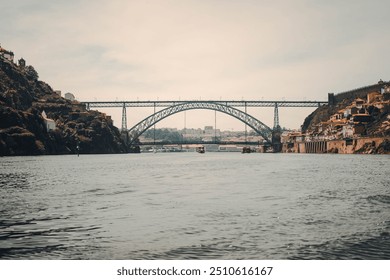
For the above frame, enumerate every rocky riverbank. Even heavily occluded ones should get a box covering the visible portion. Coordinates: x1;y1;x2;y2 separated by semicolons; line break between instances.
0;55;127;156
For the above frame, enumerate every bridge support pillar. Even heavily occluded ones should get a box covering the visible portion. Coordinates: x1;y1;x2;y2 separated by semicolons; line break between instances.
272;103;282;152
121;103;129;145
273;102;280;130
121;103;127;132
272;129;282;152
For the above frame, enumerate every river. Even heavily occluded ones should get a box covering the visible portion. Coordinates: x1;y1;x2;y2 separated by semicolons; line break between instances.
0;153;389;259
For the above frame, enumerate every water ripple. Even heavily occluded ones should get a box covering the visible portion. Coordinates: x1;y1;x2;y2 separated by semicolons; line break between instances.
367;195;390;205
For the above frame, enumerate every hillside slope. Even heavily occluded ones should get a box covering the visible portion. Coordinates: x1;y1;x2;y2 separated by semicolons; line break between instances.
302;81;390;136
0;57;127;156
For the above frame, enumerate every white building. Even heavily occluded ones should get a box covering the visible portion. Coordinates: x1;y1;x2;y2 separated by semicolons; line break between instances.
64;92;75;101
41;111;56;131
0;45;14;62
342;123;354;138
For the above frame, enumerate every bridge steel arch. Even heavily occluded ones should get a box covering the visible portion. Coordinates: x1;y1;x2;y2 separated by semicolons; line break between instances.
127;101;273;145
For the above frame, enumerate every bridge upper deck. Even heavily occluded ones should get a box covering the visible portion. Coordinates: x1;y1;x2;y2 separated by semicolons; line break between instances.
81;100;328;108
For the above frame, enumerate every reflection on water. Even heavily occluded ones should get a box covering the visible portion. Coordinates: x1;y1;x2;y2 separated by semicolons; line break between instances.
0;153;389;259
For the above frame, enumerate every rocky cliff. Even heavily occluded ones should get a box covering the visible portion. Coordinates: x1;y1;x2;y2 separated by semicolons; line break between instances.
0;57;127;156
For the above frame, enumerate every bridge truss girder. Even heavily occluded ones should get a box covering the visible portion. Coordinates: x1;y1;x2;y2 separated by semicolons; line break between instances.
127;101;273;145
82;100;327;108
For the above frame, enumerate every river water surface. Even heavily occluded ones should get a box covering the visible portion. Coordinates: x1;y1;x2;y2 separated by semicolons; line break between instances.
0;153;389;259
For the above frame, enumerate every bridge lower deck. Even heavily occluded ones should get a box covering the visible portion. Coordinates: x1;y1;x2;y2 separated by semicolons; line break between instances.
137;141;264;146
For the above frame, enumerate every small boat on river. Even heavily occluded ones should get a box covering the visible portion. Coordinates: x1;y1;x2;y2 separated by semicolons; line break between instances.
196;146;205;153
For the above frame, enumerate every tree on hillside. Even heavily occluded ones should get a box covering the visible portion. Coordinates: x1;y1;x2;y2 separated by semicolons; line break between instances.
25;65;38;80
143;128;182;142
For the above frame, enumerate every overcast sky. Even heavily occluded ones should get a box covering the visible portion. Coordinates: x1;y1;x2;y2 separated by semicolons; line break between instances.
1;0;389;130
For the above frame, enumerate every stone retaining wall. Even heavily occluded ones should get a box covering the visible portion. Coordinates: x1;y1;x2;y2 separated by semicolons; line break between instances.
282;137;389;154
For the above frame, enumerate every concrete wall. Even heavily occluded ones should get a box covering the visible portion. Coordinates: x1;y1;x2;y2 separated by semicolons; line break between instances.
282;137;388;154
327;137;387;154
281;142;306;153
327;140;354;154
297;142;305;153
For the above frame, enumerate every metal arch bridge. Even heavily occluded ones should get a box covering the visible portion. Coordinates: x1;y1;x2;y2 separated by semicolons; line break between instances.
127;101;274;145
80;99;328;145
